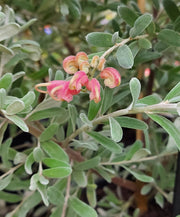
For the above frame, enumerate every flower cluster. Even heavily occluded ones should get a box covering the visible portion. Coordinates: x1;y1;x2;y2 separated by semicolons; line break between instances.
35;52;121;103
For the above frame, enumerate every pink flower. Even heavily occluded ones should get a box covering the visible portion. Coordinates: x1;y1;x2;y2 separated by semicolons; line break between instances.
79;61;90;74
87;78;101;103
63;56;78;74
35;80;79;102
69;71;89;91
144;68;151;77
97;57;106;71
75;52;89;66
100;67;121;88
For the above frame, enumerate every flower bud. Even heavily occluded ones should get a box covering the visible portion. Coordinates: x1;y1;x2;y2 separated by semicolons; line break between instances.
86;78;101;103
90;55;99;68
100;67;121;88
75;52;89;66
97;57;106;71
63;56;78;74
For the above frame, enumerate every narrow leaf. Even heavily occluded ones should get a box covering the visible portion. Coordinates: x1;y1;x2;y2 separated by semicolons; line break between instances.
80;113;92;127
40;123;59;142
6;99;25;115
25;152;34;175
33;147;44;162
0;23;20;42
69;197;98;217
148;114;180;150
116;44;134;69
43;158;70;168
41;141;69;162
109;117;123;142
74;156;101;171
87;131;122;153
43;167;72;178
164;81;180;101
163;0;180;22
0;174;13;191
0;73;13;90
73;170;87;187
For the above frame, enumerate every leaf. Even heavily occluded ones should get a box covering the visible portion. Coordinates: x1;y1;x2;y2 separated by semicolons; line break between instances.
41;141;69;162
43;158;70;168
21;91;35;108
43;167;72;178
0;174;13;191
69;197;98;217
0;73;13;90
138;38;152;49
130;13;153;38
148;114;180;150
118;5;138;27
47;185;64;205
131;148;151;160
6;99;25;115
163;0;180;22
158;29;180;47
33;147;44;162
123;166;154;183
135;50;162;64
164;81;180;101
125;140;143;160
28;107;68;121
141;184;152;195
95;166;112;183
0;44;14;55
74;156;101;171
0;191;22;203
73;170;87;187
86;32;113;47
80;113;92;127
14;192;41;217
87;131;122;153
129;41;140;58
68;104;77;132
4;113;29;132
137;94;162;105
37;182;49;206
115;117;148;130
0;88;6;108
109;117;123;142
25;152;34;175
116;45;134;69
20;18;37;32
155;192;164;208
0;23;20;42
101;87;113;114
40;123;59;142
129;77;141;107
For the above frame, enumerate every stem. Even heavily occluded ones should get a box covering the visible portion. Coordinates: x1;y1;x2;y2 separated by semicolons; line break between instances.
0;163;23;180
100;34;148;59
101;151;177;166
63;102;177;146
61;161;72;217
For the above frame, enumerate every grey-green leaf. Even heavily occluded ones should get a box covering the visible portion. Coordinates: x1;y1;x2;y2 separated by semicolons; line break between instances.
0;174;13;191
69;197;98;217
80;113;92;127
74;156;101;171
41;141;69;162
158;29;180;47
130;77;141;107
164;81;180;101
33;147;44;162
25;152;34;175
116;44;134;69
130;13;153;38
163;0;180;22
0;23;20;42
87;131;122;153
109;117;123;142
0;73;13;90
43;167;72;178
40;123;59;142
148;114;180;150
86;32;113;47
123;166;154;183
6;99;25;115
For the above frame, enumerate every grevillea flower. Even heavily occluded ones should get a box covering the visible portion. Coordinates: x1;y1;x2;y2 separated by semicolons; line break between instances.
90;55;99;68
144;68;151;77
35;80;79;102
63;56;78;74
97;57;106;71
75;52;89;66
100;67;121;88
69;71;89;91
86;78;101;103
79;61;90;74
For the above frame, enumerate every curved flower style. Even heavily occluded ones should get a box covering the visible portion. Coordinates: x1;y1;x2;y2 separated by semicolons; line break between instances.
100;67;121;88
75;52;89;66
35;80;79;102
69;71;89;91
63;56;78;74
79;61;90;74
87;78;101;103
